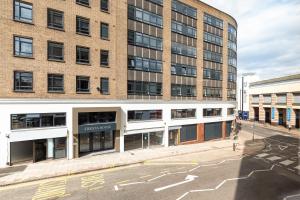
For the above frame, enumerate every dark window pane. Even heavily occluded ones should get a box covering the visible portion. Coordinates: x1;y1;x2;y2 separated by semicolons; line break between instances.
76;46;90;64
100;50;109;66
14;71;33;91
100;77;109;94
48;42;64;61
14;36;33;57
76;0;89;6
101;0;109;12
76;76;90;92
101;23;109;39
48;74;64;92
76;16;90;35
47;9;64;29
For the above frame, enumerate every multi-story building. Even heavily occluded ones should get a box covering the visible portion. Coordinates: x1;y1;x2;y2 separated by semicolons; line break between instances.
0;0;237;167
249;74;300;129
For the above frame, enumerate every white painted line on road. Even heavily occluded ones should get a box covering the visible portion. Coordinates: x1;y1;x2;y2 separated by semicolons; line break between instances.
278;145;288;151
267;156;282;161
188;156;247;172
119;181;145;186
287;168;296;172
154;175;198;192
256;153;269;158
148;174;167;182
294;165;300;170
114;185;119;191
283;193;300;200
280;160;294;166
176;192;190;200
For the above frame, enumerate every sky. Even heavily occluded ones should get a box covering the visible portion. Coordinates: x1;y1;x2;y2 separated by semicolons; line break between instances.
201;0;300;80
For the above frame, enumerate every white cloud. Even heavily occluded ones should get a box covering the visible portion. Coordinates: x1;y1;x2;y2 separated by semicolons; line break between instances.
201;0;300;80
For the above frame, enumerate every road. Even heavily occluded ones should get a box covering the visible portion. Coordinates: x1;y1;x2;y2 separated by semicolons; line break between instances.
1;124;300;200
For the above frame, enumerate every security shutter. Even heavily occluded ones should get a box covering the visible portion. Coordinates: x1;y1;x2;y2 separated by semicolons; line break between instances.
180;125;197;142
204;122;222;141
226;121;232;137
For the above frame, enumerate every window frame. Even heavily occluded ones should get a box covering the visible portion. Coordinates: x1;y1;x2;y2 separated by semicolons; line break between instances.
47;73;64;93
47;8;64;30
47;41;64;61
100;22;109;40
100;0;109;12
76;16;90;36
13;35;33;58
76;0;90;7
76;76;90;93
100;50;109;67
76;46;90;65
13;0;33;23
100;77;109;95
13;71;33;92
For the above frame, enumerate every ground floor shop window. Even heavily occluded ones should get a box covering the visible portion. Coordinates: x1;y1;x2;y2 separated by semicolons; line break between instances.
124;131;163;151
54;138;66;159
79;130;115;154
10;141;33;164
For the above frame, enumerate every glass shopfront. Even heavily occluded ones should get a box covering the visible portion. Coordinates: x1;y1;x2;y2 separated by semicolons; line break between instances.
78;112;116;155
124;131;163;151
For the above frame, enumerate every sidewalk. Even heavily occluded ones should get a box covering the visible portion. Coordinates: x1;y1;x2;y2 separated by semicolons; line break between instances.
0;130;264;187
241;120;300;138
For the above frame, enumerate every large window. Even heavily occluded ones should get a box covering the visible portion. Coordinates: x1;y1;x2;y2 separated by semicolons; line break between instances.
100;22;109;40
100;50;109;66
78;112;116;125
171;64;196;77
76;16;90;35
203;68;222;80
171;84;196;97
48;41;64;61
11;113;66;130
203;108;222;117
172;0;197;19
128;110;162;121
128;30;163;50
203;87;222;98
128;81;162;96
128;56;162;73
128;5;163;28
14;36;33;57
171;42;196;58
47;9;64;30
14;0;32;23
101;0;109;12
171;21;197;38
76;46;90;64
76;76;90;93
171;109;196;119
204;50;222;63
204;13;223;29
48;74;64;92
14;71;33;91
76;0;89;6
204;32;223;46
100;77;109;95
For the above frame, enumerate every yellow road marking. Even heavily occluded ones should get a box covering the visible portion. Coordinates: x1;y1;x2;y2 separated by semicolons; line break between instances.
81;174;105;189
32;179;69;200
116;179;130;184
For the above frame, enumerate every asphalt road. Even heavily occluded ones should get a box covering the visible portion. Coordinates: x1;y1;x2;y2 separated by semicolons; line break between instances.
1;125;300;200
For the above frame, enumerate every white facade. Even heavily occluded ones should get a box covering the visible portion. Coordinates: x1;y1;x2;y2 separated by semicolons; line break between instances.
0;99;236;168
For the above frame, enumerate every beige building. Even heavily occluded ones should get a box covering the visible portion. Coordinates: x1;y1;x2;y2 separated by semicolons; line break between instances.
0;0;237;167
249;74;300;129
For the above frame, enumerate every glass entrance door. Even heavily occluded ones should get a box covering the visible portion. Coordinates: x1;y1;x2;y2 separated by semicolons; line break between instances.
142;133;149;149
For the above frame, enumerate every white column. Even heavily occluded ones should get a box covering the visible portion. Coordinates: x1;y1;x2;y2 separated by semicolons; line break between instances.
67;108;73;160
47;139;54;158
164;125;169;147
120;129;125;153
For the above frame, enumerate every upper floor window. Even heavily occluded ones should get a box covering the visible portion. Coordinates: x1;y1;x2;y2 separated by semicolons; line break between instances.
100;50;109;66
204;50;222;63
203;108;222;117
171;63;197;77
146;0;163;5
128;110;162;122
204;32;223;46
204;13;223;29
203;68;222;80
48;41;64;61
203;87;222;98
171;42;197;58
128;56;162;73
171;109;196;119
171;21;197;38
128;5;163;28
101;0;109;12
11;113;66;130
76;46;90;64
171;84;196;97
14;0;33;23
76;76;90;93
172;0;197;19
128;30;163;51
227;108;235;116
48;74;64;92
100;22;109;40
100;77;109;95
14;36;33;57
76;0;89;7
128;81;162;96
76;16;90;35
14;71;33;91
47;9;64;30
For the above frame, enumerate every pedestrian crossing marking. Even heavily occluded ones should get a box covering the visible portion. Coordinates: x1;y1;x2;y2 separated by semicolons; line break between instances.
280;160;294;166
32;179;69;200
256;153;269;158
267;156;282;161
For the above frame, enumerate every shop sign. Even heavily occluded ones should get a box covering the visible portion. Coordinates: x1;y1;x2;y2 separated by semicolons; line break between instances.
79;122;116;134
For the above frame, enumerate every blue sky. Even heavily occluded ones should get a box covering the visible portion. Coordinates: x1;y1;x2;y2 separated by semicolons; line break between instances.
201;0;300;79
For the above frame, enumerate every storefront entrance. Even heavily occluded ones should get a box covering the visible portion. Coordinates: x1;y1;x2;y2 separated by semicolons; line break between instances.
79;130;114;154
254;107;259;121
264;108;271;124
124;132;163;151
296;109;300;129
169;129;179;146
34;140;47;162
278;108;286;126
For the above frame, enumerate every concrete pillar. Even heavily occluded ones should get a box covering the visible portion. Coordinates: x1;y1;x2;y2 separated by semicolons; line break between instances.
164;125;169;147
271;94;278;125
222;121;226;139
120;129;125;153
47;139;54;158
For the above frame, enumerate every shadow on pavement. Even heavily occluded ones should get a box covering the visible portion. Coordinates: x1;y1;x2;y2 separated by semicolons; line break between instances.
234;125;300;200
0;165;27;178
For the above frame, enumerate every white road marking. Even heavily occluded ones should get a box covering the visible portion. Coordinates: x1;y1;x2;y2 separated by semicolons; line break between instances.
177;165;275;199
148;174;167;182
114;185;119;191
267;156;282;161
278;145;288;151
294;165;300;170
283;193;300;200
154;175;198;192
119;181;145;186
256;153;269;158
280;160;295;166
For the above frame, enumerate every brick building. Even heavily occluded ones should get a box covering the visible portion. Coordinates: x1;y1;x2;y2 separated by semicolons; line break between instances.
0;0;237;167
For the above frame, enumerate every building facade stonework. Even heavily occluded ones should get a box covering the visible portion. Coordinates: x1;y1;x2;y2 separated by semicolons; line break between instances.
0;0;237;167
